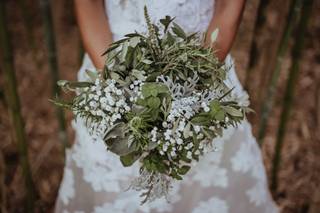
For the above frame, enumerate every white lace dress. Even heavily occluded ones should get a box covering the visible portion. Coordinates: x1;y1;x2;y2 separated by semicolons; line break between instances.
55;0;279;212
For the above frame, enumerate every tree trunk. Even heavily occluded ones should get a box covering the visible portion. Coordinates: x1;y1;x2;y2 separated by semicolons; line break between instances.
244;0;269;90
39;0;69;151
17;0;40;68
257;0;303;145
271;0;313;192
0;151;7;213
0;1;36;212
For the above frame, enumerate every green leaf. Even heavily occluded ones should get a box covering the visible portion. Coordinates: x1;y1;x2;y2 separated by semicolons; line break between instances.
150;89;158;97
166;31;175;45
129;37;140;48
209;100;221;113
223;106;243;117
85;69;98;81
160;15;174;32
183;122;191;138
172;22;186;39
132;69;146;81
101;43;120;56
141;83;169;98
178;165;191;175
147;141;158;151
142;59;153;64
57;80;94;90
125;47;135;68
124;32;144;38
145;71;161;81
171;170;183;180
104;122;127;141
104;123;137;156
147;97;161;109
106;136;137;156
191;114;210;125
120;151;141;167
214;110;225;121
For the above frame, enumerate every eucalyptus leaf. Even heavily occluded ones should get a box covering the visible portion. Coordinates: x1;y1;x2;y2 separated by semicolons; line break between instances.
120;151;142;167
172;22;186;39
147;97;161;109
191;115;210;125
183;122;191;138
223;106;243;117
85;69;98;81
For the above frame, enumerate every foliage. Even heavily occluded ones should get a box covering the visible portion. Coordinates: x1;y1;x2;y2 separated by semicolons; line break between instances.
53;6;250;204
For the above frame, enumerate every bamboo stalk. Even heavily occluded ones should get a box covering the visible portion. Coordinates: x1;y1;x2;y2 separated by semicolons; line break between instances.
244;0;269;90
271;0;314;192
0;151;7;213
39;0;69;151
0;87;5;105
0;1;36;212
257;0;303;145
17;0;40;68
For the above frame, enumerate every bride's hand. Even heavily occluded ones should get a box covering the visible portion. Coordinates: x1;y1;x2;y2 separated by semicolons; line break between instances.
205;0;246;62
74;0;113;69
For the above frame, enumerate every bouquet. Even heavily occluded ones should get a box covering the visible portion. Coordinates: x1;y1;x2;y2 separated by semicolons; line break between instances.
53;7;250;204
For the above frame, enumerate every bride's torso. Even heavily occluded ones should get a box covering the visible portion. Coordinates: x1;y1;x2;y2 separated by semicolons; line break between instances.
79;0;244;102
104;0;215;40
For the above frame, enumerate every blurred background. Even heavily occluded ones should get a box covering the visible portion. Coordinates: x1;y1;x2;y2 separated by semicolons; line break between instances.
0;0;319;212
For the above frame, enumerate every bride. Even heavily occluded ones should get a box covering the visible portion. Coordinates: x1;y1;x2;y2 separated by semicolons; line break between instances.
55;0;279;212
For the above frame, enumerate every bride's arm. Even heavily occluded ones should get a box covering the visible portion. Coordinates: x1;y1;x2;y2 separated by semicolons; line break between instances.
74;0;113;69
205;0;246;61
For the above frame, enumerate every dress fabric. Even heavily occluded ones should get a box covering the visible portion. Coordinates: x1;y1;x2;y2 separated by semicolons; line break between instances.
55;0;279;212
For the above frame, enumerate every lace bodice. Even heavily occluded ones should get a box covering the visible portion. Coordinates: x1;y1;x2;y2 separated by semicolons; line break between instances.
104;0;214;40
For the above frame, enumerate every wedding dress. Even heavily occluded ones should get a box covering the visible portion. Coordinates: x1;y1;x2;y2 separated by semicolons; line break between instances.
55;0;279;212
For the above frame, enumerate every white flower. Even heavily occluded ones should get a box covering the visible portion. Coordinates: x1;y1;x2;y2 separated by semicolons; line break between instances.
162;144;168;152
204;106;210;112
96;110;104;116
100;97;107;104
115;89;122;95
186;151;192;159
170;150;176;157
176;138;183;145
197;133;204;140
201;102;207;108
193;125;201;133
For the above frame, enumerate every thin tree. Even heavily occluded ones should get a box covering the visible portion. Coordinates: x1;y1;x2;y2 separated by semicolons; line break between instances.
17;0;39;67
257;0;303;145
244;0;269;90
0;151;6;213
0;1;36;212
271;0;314;192
39;0;69;151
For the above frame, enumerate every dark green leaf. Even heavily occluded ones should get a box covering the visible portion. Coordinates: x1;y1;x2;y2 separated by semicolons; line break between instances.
178;165;191;175
172;22;186;39
160;15;175;32
120;151;142;167
147;97;161;108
